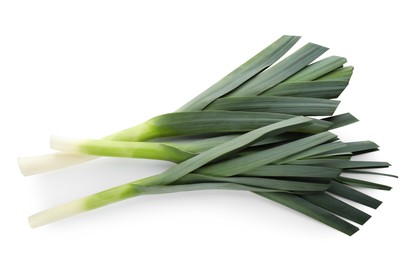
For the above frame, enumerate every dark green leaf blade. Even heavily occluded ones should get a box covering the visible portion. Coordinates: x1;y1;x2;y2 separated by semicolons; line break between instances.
325;141;379;155
198;131;336;177
262;80;348;99
278;141;346;164
328;181;382;209
300;192;371;225
344;169;398;178
239;165;341;179
316;66;354;82
337;176;392;190
229;43;328;96
324;113;359;130
206;96;340;116
176;174;331;192
257;192;359;236
178;35;301;112
282;56;347;83
133;182;289;194
167;133;306;154
289;159;391;169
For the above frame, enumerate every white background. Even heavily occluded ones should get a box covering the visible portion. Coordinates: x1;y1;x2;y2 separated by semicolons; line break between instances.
1;0;410;259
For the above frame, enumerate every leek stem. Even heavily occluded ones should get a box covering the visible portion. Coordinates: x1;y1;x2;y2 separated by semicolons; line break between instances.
28;182;285;228
50;136;194;163
18;153;96;176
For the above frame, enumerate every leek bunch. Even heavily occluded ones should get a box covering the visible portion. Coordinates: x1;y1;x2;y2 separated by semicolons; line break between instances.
19;36;395;236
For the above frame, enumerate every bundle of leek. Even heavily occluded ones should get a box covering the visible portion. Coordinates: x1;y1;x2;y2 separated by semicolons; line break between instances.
19;35;395;236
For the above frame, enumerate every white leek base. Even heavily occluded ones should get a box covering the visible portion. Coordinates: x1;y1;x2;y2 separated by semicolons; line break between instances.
18;153;96;176
49;135;83;154
28;198;86;228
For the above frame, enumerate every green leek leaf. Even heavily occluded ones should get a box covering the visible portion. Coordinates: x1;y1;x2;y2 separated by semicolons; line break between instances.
229;43;328;96
289;159;391;169
316;66;354;82
323;113;359;130
344;169;398;178
300;192;371;225
328;181;382;209
178;35;301;111
257;192;359;236
281;56;347;83
176;174;331;192
262;80;348;99
337;176;392;190
198;131;336;177
206;96;340;116
239;165;341;179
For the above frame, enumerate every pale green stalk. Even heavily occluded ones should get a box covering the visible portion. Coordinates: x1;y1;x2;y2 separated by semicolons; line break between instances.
18;111;331;175
50;136;195;163
28;182;281;228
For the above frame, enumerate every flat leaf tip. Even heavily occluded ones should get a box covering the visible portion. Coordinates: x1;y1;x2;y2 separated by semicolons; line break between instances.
307;42;329;51
282;35;301;39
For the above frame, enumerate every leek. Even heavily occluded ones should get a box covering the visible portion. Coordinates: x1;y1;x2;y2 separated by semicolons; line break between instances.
19;35;395;236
